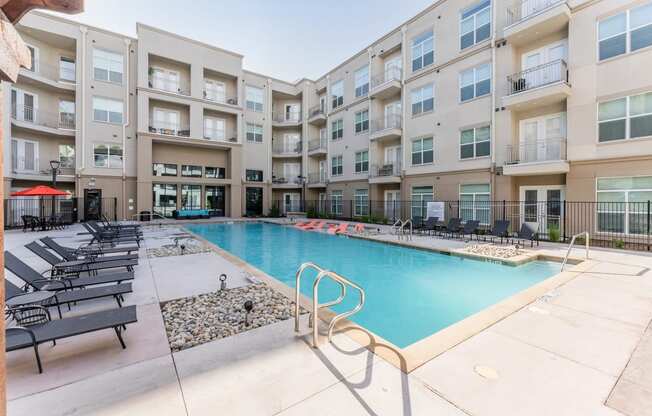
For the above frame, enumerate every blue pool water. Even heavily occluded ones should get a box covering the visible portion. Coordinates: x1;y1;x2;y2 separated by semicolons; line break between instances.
186;222;559;348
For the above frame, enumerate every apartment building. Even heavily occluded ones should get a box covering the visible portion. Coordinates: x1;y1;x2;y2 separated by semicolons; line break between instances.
3;0;652;232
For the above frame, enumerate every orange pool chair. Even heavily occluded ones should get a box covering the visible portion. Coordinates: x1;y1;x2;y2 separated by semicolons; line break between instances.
296;220;317;229
328;223;349;235
304;221;326;231
353;223;365;233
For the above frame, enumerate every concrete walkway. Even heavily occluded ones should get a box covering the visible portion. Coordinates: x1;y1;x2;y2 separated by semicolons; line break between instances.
5;222;652;415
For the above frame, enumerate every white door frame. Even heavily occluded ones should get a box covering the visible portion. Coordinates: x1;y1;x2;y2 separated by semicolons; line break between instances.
384;189;400;220
518;112;566;162
519;185;566;233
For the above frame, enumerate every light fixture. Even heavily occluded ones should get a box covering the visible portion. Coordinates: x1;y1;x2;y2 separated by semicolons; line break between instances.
49;160;60;170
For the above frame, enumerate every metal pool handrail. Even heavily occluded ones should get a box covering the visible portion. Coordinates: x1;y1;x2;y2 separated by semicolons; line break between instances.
561;231;589;272
398;219;412;241
294;262;366;348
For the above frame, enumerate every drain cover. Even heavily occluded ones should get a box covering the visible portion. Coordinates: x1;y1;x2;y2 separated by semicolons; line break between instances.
474;365;499;380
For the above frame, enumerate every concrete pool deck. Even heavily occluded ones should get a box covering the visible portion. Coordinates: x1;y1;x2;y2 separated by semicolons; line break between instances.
5;220;652;415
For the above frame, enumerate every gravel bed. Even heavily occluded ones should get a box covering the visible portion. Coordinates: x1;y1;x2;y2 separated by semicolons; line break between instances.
161;283;302;352
147;239;213;258
462;243;521;259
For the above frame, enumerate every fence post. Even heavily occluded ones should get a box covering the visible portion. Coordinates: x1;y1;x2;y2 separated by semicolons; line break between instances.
114;198;118;221
647;200;650;251
563;200;567;243
502;200;506;221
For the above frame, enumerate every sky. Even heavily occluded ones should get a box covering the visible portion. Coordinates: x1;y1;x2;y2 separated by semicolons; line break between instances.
46;0;435;82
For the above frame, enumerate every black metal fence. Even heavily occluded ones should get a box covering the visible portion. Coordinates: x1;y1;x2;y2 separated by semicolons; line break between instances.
272;199;652;251
4;197;118;229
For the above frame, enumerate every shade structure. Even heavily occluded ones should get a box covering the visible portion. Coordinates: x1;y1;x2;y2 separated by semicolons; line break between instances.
11;185;69;197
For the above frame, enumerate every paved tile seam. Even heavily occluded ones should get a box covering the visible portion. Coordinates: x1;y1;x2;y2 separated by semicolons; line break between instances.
546;300;650;330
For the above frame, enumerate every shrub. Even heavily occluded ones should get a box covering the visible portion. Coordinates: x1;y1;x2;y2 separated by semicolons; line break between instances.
306;208;317;219
615;239;625;249
548;226;560;242
268;206;280;218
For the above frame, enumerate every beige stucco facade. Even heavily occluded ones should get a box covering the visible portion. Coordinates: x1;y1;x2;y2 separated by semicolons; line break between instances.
3;0;652;221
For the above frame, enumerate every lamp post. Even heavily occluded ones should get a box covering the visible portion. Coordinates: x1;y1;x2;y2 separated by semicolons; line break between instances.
49;160;60;219
297;175;307;212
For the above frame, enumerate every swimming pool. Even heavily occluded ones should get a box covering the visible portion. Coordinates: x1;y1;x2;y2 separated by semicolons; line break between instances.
186;222;559;348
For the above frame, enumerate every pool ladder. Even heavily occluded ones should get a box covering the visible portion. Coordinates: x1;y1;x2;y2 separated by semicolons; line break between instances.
560;231;590;272
393;219;413;241
294;262;366;348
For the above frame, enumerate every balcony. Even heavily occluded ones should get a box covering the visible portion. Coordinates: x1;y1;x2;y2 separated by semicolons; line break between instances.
272;111;302;126
11;104;75;136
370;114;402;142
370;67;402;99
272;173;302;188
203;127;238;143
307;104;327;126
148;72;190;96
19;60;76;91
503;137;569;176
504;0;570;46
307;171;327;187
369;162;402;184
272;140;302;157
203;90;239;107
307;137;327;156
148;120;190;137
503;60;570;111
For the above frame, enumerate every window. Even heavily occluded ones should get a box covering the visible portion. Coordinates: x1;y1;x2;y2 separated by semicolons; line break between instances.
152;163;177;177
355;150;369;173
460;126;490;159
354;189;369;216
460;63;491;102
331;155;343;176
11;139;39;172
246;86;264;112
355;66;369;97
597;176;652;234
59;57;75;82
331;119;344;140
598;2;652;61
411;84;434;116
153;184;177;218
331;190;343;216
206;186;225;215
246;123;263;142
246;169;263;182
331;80;344;109
205;167;226;179
204;79;226;102
94;144;122;168
181;185;201;210
460;0;491;50
152;108;180;135
355;109;369;133
58;100;75;129
412;30;434;72
92;97;123;124
460;184;491;224
150;67;180;93
599;92;652;142
204;117;225;141
181;165;202;177
93;48;123;84
411;186;434;219
59;144;75;168
412;137;434;165
26;44;37;72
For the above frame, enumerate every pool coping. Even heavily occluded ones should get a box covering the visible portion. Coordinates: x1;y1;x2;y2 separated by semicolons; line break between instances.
184;222;591;374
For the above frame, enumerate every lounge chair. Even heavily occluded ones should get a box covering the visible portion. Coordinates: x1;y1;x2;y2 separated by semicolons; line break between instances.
303;221;326;231
40;237;139;263
353;223;365;234
439;218;462;238
82;223;142;247
457;220;480;240
25;242;137;276
411;216;424;233
328;223;349;235
101;215;141;231
512;222;540;247
5;251;134;290
296;220;318;229
421;217;439;235
484;220;510;244
6;305;137;373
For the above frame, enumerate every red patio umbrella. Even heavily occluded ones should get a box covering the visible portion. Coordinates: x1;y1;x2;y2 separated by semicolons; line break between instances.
11;185;69;197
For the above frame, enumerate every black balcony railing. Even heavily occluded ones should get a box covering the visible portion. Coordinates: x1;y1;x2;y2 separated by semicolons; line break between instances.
505;137;567;164
506;0;565;26
507;59;568;95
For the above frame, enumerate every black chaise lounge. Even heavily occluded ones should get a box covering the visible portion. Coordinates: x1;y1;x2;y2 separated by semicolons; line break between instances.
512;222;540;247
42;236;139;256
484;220;511;244
88;220;142;237
25;242;137;276
6;305;138;373
439;218;462;238
40;237;139;263
100;215;141;231
420;217;439;235
5;251;134;289
82;223;142;247
457;220;480;240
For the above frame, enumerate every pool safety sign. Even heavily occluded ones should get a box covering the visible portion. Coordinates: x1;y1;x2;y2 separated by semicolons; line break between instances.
427;202;444;220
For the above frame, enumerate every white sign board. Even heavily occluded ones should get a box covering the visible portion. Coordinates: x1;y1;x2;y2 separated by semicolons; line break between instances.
426;202;444;220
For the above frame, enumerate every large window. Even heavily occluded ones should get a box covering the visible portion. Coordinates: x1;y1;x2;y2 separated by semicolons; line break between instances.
59;56;75;82
246;123;263;142
597;176;652;234
204;79;226;102
355;150;369;173
92;97;123;124
11;139;38;172
92;48;123;84
205;166;226;179
152;163;177;177
355;66;369;97
153;184;177;218
460;0;491;50
93;144;122;168
354;189;369;216
181;165;202;177
59;100;75;129
411;84;434;116
598;2;652;61
331;190;343;216
206;186;225;216
181;185;201;210
411;137;434;165
354;109;369;133
246;86;264;112
204;117;225;141
246;169;263;182
599;92;652;142
331;80;344;109
460;184;491;225
460;63;491;102
58;144;75;168
150;67;180;93
331;119;344;140
411;186;434;219
460;126;491;159
412;30;434;72
331;155;343;176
